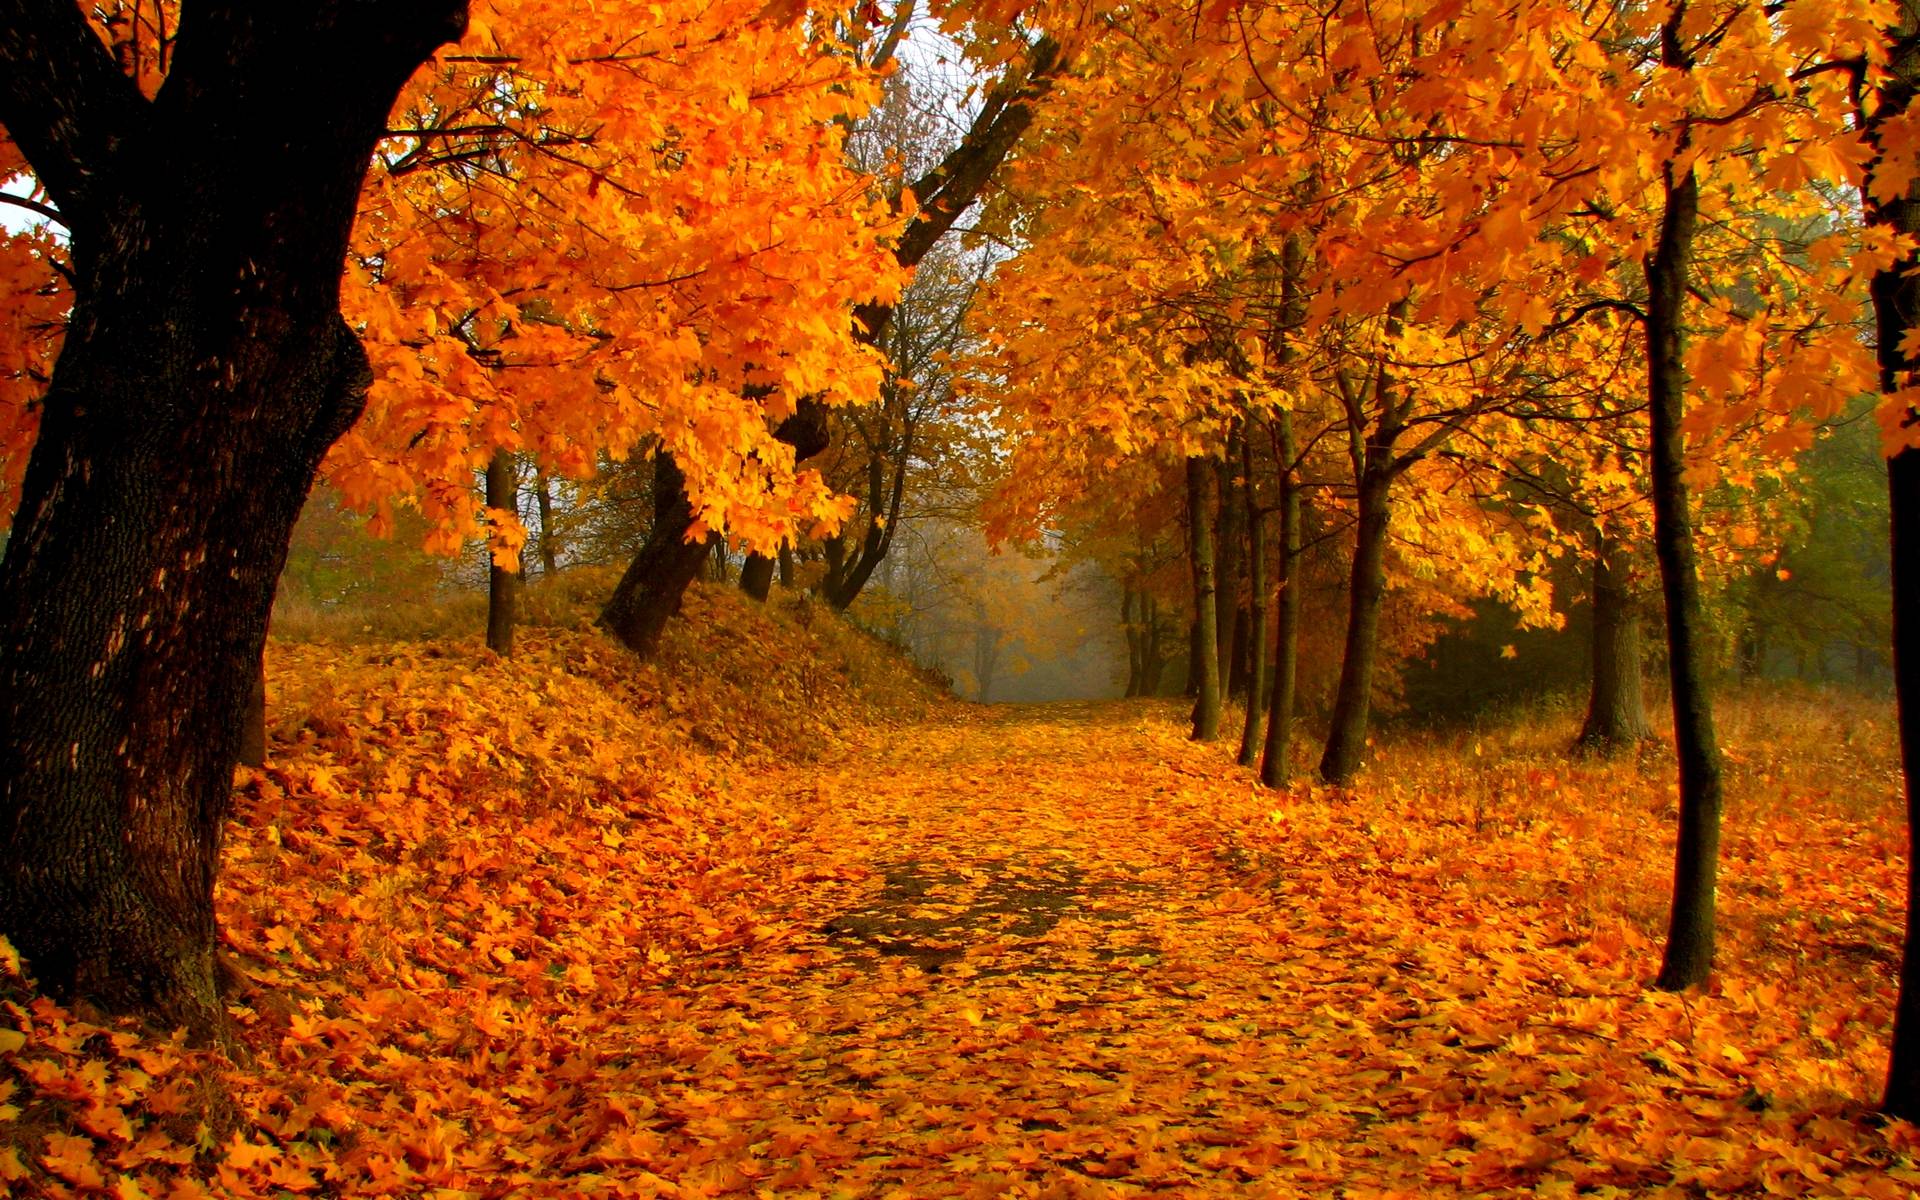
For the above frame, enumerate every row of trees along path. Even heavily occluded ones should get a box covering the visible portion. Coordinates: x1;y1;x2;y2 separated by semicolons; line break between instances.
4;0;1920;1157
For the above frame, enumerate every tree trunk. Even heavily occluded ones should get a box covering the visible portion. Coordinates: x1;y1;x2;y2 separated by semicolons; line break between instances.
1143;598;1167;696
1186;616;1204;699
534;468;559;576
237;656;267;769
485;449;519;657
1645;19;1725;990
1863;0;1920;1117
1238;505;1268;767
1187;456;1223;741
1261;416;1303;788
1215;431;1246;692
1319;467;1393;783
778;543;794;588
0;0;467;1035
1891;439;1920;1120
599;452;715;658
1122;588;1145;697
740;552;776;601
1578;536;1650;752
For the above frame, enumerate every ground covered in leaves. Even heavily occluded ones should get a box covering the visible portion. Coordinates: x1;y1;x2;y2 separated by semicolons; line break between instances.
2;591;1915;1197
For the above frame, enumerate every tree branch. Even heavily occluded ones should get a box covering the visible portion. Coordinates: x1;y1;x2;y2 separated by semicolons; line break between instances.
0;0;149;228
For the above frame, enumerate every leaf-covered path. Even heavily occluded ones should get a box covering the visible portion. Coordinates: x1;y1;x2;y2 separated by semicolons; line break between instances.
583;702;1915;1199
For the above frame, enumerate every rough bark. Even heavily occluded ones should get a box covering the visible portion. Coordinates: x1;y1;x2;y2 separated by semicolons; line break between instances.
1863;0;1920;1119
237;658;267;769
1187;457;1223;741
1319;466;1393;784
485;449;519;657
1577;536;1651;752
0;0;467;1034
1260;415;1303;788
1647;9;1725;992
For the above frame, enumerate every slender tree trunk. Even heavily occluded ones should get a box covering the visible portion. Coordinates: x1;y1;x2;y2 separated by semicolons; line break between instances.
1863;0;1920;1117
740;552;776;601
1188;456;1223;740
1123;588;1145;697
485;449;519;657
1216;431;1246;692
1261;418;1303;788
1645;20;1725;990
1228;607;1252;699
534;468;558;575
1144;599;1166;695
0;0;467;1034
1319;467;1393;783
1578;536;1651;752
778;543;794;588
1239;505;1268;766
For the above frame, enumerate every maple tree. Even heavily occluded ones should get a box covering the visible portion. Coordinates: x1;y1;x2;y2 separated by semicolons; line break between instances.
595;19;1060;660
0;0;471;1035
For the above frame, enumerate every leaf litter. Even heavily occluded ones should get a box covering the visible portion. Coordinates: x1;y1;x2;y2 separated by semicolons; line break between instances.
0;592;1915;1197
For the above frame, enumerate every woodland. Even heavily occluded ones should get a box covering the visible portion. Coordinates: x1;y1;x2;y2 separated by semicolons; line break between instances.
3;0;1920;1196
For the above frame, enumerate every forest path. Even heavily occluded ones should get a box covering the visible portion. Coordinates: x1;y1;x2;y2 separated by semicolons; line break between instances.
600;701;1437;1198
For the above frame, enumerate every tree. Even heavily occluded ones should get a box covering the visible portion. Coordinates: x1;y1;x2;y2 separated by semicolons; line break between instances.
597;24;1061;657
0;0;469;1033
1859;0;1920;1122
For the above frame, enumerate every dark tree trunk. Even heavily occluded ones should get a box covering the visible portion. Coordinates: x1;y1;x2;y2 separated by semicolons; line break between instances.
1228;605;1252;699
1261;416;1303;788
1186;616;1204;699
740;553;776;601
1215;431;1246;692
778;543;794;588
1646;14;1725;991
599;452;715;658
237;657;267;769
0;0;467;1034
823;407;912;611
1891;438;1920;1120
603;401;831;656
485;449;519;657
1319;467;1393;783
534;468;558;576
1143;598;1167;695
1862;0;1920;1118
1122;588;1145;697
1187;456;1223;741
1238;507;1268;767
1578;536;1651;752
